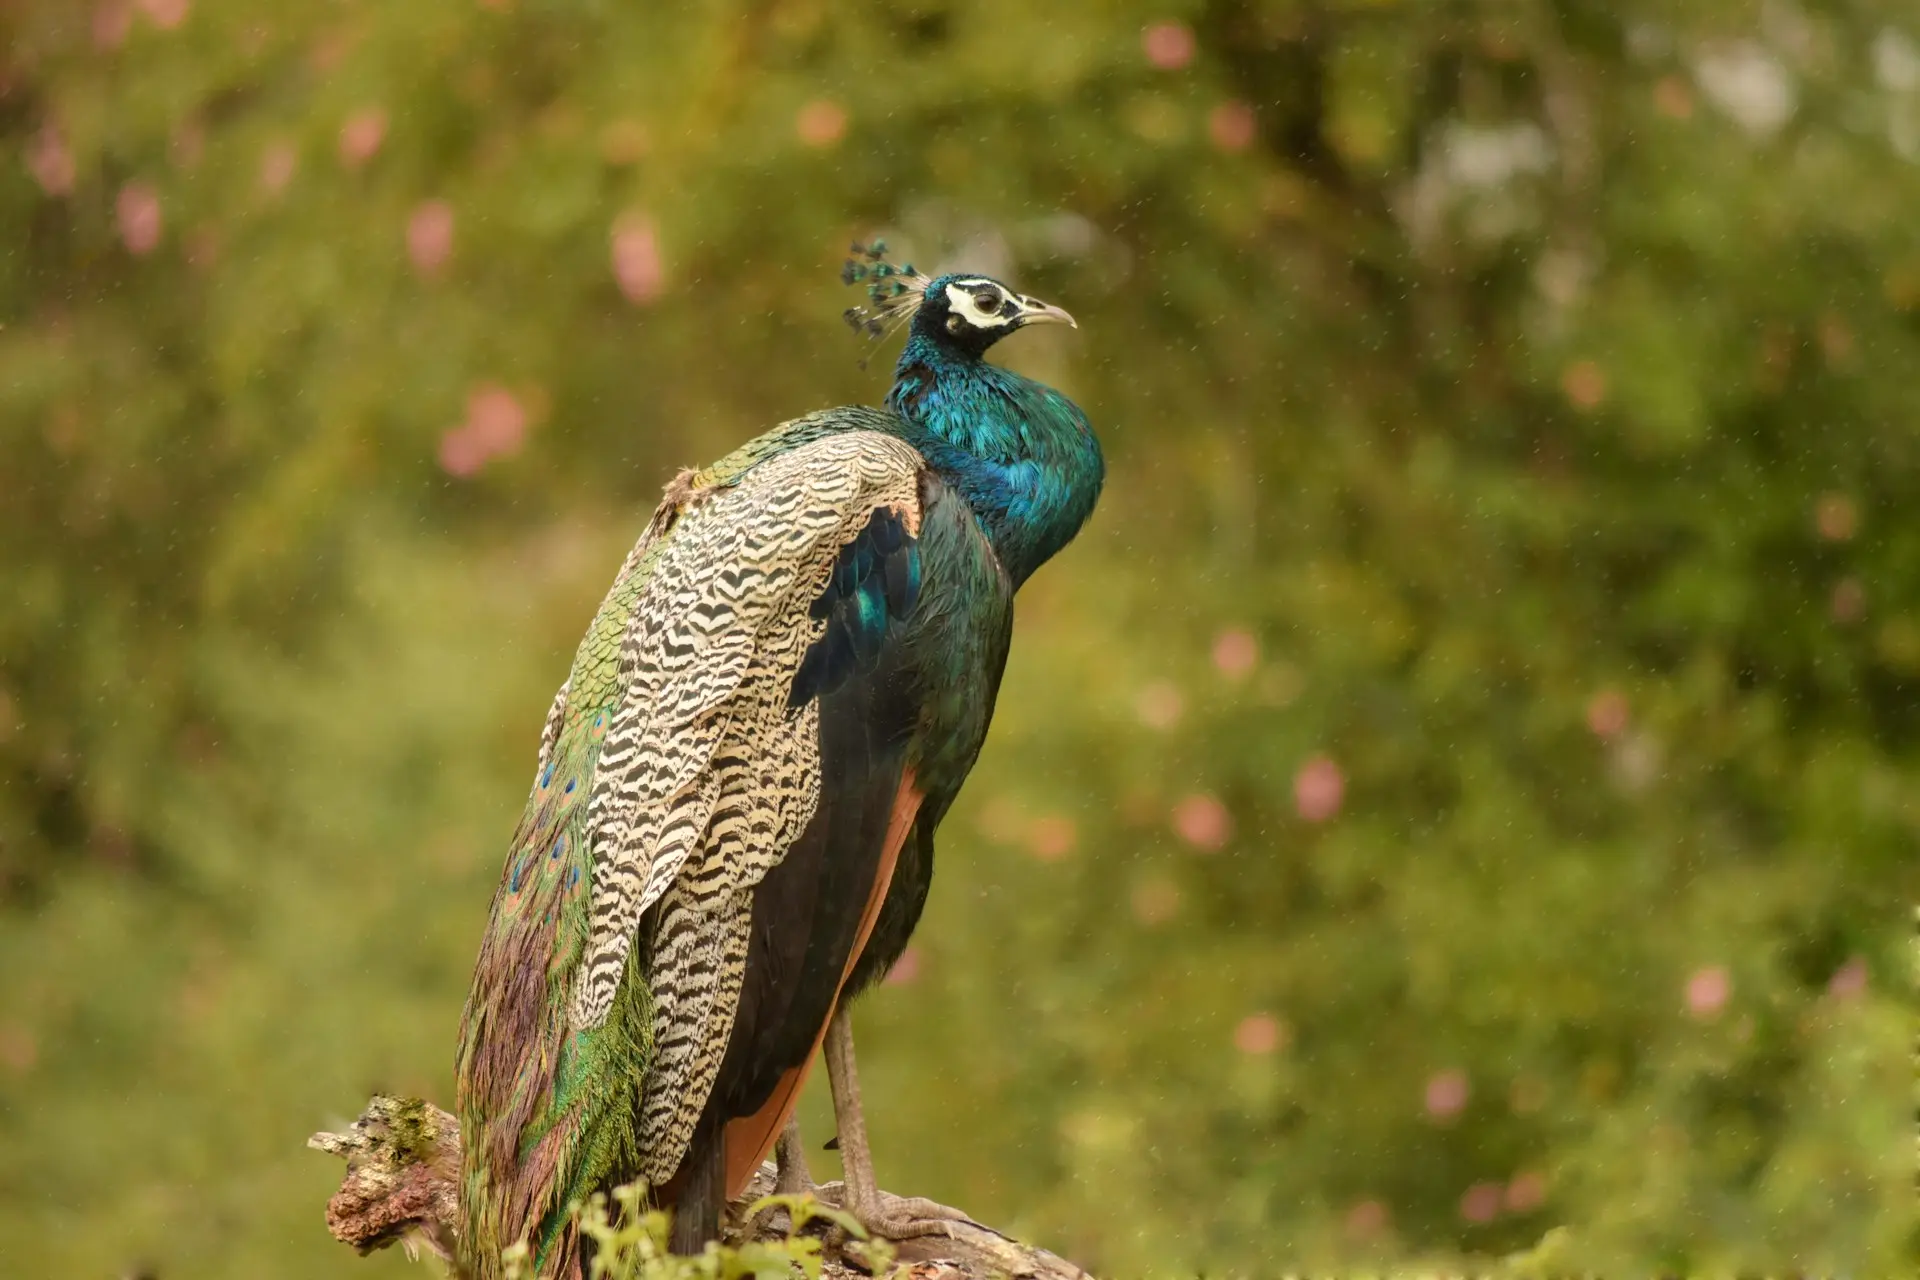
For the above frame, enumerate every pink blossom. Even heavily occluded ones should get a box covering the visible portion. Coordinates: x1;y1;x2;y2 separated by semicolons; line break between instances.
259;141;297;194
407;200;455;276
1293;755;1344;823
439;385;530;477
1827;955;1867;1000
796;100;848;148
27;125;74;196
138;0;189;29
1134;680;1184;729
1654;76;1695;119
1171;793;1231;851
1505;1170;1546;1214
611;214;664;304
1233;1012;1286;1055
1586;689;1629;739
1563;359;1607;409
1831;577;1865;624
170;119;206;170
1814;492;1858;542
1026;814;1077;862
1424;1068;1469;1121
0;1025;36;1074
1142;21;1195;70
1209;101;1257;152
93;1;132;48
309;30;351;74
1211;627;1258;679
1459;1181;1502;1224
467;385;527;455
884;946;921;987
1343;1199;1388;1239
1686;965;1730;1019
339;108;388;167
116;182;163;255
438;428;487;478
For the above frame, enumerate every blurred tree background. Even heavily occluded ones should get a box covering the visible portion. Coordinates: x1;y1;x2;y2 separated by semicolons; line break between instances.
2;0;1916;1275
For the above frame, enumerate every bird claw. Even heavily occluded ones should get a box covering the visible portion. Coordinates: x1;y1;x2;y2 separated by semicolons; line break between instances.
809;1182;978;1243
861;1195;974;1240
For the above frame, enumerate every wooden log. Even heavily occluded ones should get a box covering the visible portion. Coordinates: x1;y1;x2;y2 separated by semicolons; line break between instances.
309;1095;1094;1280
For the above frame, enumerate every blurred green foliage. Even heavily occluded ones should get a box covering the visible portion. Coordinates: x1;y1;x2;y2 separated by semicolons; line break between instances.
2;1;1917;1276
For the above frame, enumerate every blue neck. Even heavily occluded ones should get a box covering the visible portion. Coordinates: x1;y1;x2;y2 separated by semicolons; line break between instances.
886;333;1104;588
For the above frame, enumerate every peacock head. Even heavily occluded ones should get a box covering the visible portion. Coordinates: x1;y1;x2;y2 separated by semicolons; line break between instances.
843;241;1075;363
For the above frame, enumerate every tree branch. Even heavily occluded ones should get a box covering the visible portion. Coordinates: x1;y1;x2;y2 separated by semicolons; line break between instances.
309;1095;1095;1280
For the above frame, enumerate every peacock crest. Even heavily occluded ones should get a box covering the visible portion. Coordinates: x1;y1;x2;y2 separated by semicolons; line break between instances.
841;239;929;356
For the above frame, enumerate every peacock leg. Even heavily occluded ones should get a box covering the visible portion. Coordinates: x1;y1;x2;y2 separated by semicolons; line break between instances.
774;1114;813;1195
822;1002;970;1241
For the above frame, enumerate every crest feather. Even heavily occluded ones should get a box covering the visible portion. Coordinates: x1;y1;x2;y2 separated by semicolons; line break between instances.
840;239;930;359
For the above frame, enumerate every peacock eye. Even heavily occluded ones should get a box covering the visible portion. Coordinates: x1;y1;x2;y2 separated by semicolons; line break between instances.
972;287;1003;314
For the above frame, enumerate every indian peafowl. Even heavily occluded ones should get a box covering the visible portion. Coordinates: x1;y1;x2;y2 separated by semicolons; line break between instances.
453;243;1104;1277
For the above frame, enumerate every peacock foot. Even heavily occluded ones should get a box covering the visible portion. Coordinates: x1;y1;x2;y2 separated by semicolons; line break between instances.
812;1180;985;1243
860;1193;973;1242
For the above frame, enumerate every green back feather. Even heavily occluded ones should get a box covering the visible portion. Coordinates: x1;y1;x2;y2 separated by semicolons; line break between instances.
455;523;673;1279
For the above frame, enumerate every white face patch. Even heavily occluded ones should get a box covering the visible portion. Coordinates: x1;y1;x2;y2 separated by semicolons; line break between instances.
943;279;1019;330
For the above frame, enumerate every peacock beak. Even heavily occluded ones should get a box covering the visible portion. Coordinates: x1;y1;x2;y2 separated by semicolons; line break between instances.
1014;296;1077;329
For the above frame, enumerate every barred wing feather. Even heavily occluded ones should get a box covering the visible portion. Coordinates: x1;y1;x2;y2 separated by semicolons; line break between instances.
577;429;925;1182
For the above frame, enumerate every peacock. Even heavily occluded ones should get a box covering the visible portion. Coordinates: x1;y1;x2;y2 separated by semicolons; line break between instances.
453;242;1104;1277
